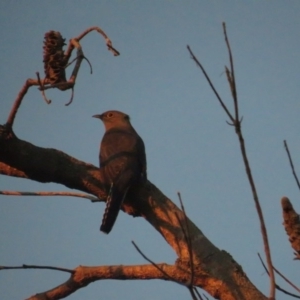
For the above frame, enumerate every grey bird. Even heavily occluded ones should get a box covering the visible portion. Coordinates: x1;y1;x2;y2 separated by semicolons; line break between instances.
93;110;147;234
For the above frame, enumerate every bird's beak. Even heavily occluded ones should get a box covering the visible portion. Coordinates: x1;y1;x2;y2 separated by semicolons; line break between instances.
92;114;102;120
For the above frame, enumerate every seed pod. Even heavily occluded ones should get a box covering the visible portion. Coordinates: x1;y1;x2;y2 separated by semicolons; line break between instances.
43;31;68;90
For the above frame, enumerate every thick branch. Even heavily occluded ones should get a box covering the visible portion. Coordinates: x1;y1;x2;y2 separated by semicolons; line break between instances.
0;127;266;300
0;126;106;200
25;264;185;300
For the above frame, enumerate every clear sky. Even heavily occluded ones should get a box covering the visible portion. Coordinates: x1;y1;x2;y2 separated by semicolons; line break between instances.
1;1;300;299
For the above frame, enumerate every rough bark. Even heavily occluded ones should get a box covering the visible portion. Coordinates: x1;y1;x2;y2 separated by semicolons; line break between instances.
0;125;267;300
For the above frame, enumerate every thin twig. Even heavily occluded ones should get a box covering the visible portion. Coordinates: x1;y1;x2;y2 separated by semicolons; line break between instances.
65;87;74;106
273;265;300;294
36;72;51;104
187;287;198;300
6;79;38;127
223;23;275;300
0;264;74;274
257;253;300;298
0;190;100;202
174;215;198;298
284;140;300;190
187;45;235;124
223;23;239;123
131;241;180;284
6;26;119;129
65;55;93;74
175;192;197;300
202;292;210;300
193;288;204;300
174;211;198;299
188;22;276;299
177;192;195;287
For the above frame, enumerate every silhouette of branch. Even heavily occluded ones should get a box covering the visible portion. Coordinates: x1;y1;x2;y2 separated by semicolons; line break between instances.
176;192;194;289
131;241;179;284
187;46;235;124
272;265;300;294
258;253;300;298
188;22;275;299
64;26;120;59
0;190;100;202
21;263;181;300
223;23;239;123
132;240;201;300
36;72;51;104
0;264;74;274
6;26;119;128
284;140;300;191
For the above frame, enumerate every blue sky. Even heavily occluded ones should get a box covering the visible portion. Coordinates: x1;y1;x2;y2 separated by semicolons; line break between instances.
1;1;300;299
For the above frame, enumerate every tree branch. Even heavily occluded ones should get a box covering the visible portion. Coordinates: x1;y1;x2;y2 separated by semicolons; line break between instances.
0;124;267;300
25;264;184;300
0;190;99;202
188;22;275;299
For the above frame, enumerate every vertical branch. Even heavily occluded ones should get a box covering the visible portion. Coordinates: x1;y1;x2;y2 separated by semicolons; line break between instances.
188;23;276;300
6;79;38;127
235;122;275;299
283;140;300;191
5;26;120;129
223;23;275;300
222;23;239;123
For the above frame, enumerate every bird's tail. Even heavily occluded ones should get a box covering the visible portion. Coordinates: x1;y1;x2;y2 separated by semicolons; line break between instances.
100;185;128;234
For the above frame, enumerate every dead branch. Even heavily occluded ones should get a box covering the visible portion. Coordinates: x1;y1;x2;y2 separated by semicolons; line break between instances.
0;190;99;202
0;265;74;274
187;22;276;299
0;124;267;300
175;192;198;300
258;253;300;298
6;26;119;128
284;140;300;191
131;241;178;284
23;264;186;300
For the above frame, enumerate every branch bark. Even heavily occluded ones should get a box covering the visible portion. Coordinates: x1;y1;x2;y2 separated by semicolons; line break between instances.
0;125;267;300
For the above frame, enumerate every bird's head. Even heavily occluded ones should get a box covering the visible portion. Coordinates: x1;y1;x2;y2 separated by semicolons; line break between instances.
93;110;131;131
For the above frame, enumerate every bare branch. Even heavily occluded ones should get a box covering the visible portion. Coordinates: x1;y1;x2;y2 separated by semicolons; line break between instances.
65;26;120;59
222;23;239;122
273;265;300;294
0;91;267;300
6;79;39;128
36;72;51;104
258;253;300;298
284;140;300;191
131;241;179;284
186;45;235;124
25;264;180;300
188;22;276;299
176;192;195;286
0;264;74;274
5;26;119;128
0;190;100;202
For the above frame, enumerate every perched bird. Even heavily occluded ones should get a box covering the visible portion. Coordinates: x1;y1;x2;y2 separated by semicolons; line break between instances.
93;110;147;234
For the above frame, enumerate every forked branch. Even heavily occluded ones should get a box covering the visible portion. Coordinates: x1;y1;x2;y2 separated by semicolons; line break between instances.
6;26;120;128
187;22;275;299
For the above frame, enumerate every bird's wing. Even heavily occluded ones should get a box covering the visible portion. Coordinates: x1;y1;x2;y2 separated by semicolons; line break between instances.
99;128;140;233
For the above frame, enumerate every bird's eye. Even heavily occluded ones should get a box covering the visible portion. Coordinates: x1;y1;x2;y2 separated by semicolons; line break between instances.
106;112;114;118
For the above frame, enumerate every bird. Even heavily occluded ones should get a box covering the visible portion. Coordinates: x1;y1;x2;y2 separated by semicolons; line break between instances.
93;110;147;234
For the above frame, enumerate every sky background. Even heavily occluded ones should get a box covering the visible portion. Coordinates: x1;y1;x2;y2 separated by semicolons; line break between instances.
1;1;300;299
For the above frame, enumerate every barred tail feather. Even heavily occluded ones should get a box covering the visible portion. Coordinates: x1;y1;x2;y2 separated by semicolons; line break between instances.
100;187;129;234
